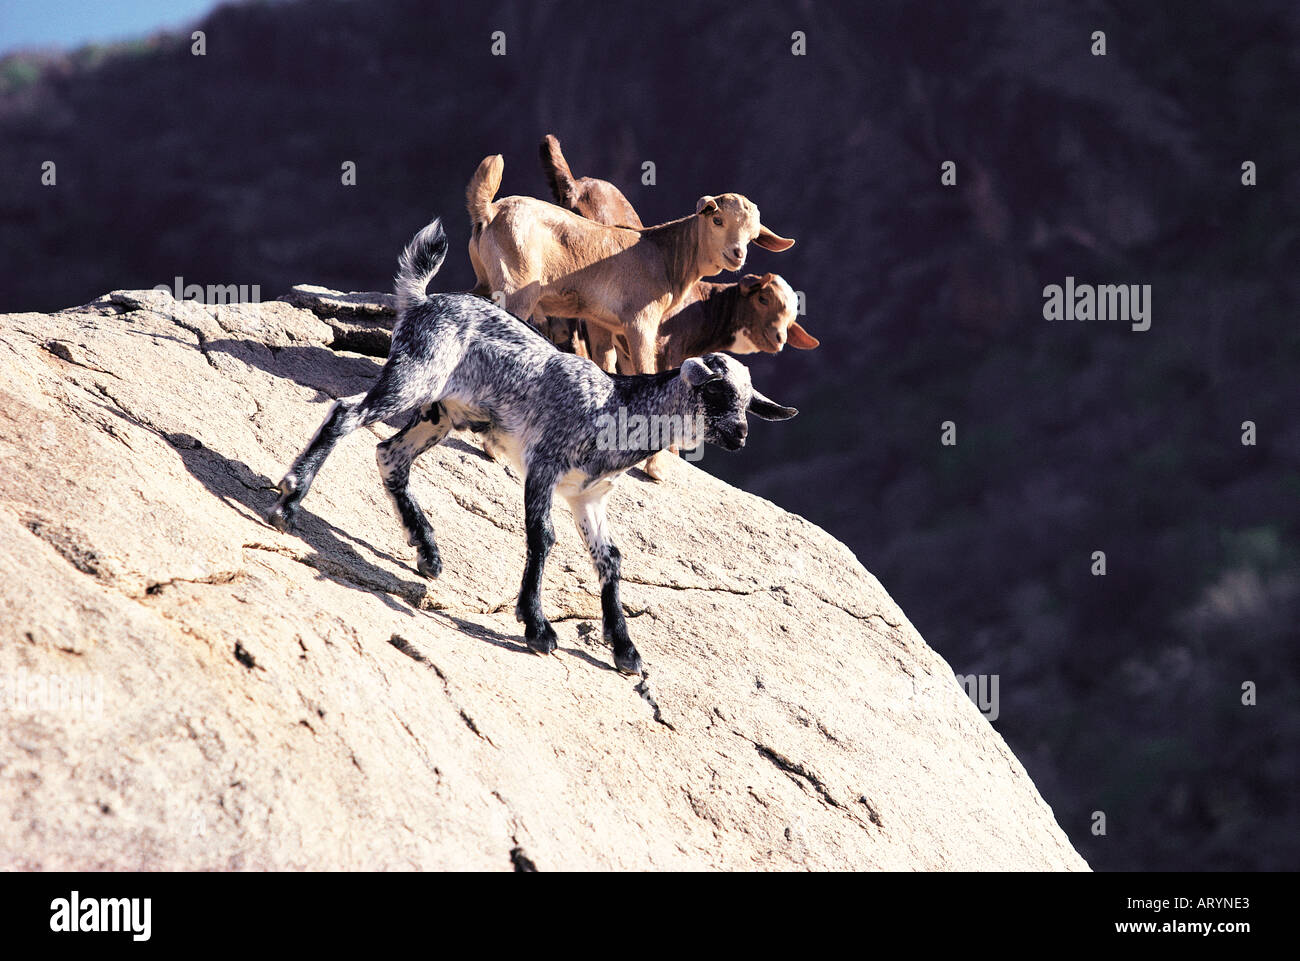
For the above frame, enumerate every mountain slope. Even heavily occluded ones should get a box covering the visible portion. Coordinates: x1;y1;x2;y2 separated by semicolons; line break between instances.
0;290;1085;870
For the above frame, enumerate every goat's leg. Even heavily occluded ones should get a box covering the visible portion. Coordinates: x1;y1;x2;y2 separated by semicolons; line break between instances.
516;467;559;655
503;286;541;325
527;303;580;354
268;360;418;531
545;316;585;355
574;320;594;360
467;238;491;298
376;403;452;578
622;320;661;375
614;334;634;375
587;324;620;374
568;485;643;676
620;324;675;480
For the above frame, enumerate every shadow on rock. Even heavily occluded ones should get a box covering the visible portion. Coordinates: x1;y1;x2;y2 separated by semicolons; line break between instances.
94;387;428;616
207;338;383;404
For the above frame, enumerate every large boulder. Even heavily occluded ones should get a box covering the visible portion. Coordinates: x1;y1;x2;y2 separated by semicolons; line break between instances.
0;290;1086;870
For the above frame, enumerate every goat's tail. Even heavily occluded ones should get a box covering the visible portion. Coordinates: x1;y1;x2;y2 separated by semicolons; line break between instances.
466;154;504;232
394;217;449;313
539;134;578;208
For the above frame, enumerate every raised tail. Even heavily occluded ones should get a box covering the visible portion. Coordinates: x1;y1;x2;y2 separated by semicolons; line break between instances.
394;217;449;313
466;154;504;233
539;134;579;209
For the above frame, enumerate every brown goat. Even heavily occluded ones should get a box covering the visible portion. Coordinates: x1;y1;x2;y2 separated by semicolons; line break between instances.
656;274;819;369
540;134;643;232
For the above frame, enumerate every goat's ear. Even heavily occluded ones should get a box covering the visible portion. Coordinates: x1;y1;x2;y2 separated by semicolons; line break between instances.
786;321;820;349
747;388;798;421
754;225;795;252
681;357;720;387
696;196;719;215
739;273;775;295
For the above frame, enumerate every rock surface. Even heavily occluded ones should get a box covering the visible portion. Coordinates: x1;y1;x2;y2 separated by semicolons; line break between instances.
0;290;1086;870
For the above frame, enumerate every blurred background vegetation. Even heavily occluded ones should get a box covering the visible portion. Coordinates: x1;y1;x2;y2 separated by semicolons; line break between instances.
1;0;1296;870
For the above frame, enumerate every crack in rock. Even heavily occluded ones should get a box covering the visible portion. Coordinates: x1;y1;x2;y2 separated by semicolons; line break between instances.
167;314;220;370
22;516;104;579
241;542;532;622
858;796;884;828
752;740;845;810
449;492;517;534
89;382;168;441
387;634;495;747
488;790;536;871
43;339;120;377
140;570;243;599
620;575;905;634
622;575;764;596
509;845;538;872
737;733;881;832
241;541;432;608
633;676;676;731
806;586;902;629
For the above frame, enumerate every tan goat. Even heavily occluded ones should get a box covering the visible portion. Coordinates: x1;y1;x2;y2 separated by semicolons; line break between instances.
465;153;795;378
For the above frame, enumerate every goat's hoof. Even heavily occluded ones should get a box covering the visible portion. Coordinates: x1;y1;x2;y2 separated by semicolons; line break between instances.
526;623;558;656
614;648;645;677
267;502;295;532
642;452;670;481
416;551;442;579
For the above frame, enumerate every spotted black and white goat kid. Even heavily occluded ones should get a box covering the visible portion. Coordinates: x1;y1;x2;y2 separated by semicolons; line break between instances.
268;217;797;676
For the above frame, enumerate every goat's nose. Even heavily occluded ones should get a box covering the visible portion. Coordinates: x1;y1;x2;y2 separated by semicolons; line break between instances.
731;246;743;260
738;422;749;440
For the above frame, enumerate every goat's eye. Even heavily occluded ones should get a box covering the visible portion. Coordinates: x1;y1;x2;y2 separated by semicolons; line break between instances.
703;381;727;399
712;217;723;227
758;295;769;305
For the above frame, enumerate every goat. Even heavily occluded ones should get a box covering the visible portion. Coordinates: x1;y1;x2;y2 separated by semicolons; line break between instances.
465;153;795;378
536;135;817;373
655;274;819;369
268;218;798;677
588;274;821;376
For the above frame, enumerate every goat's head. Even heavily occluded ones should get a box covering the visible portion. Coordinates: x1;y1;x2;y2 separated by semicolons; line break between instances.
733;273;820;354
695;194;794;275
680;352;797;451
